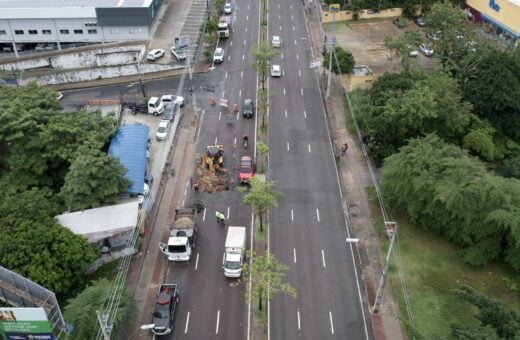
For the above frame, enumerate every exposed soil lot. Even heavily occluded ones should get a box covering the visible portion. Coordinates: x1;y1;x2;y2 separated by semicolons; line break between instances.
325;19;436;75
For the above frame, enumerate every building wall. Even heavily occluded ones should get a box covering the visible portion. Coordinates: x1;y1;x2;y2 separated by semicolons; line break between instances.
322;8;403;23
0;0;162;44
466;0;520;33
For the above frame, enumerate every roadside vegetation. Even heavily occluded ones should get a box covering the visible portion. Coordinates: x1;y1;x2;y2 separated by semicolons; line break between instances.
0;84;135;336
345;1;520;338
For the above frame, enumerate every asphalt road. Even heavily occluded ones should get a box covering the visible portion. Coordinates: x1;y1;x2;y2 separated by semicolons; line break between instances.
267;1;370;339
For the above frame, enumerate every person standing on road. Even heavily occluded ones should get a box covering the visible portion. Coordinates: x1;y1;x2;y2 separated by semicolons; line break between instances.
216;210;226;225
341;142;348;155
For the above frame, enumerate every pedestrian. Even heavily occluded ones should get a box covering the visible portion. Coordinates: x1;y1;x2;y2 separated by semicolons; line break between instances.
193;181;199;194
341;142;348;155
216;210;225;225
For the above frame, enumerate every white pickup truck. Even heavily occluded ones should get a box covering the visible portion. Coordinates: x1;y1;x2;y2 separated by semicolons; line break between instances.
159;208;197;261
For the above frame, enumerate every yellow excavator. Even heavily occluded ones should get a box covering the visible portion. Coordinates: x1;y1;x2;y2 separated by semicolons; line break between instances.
200;144;224;171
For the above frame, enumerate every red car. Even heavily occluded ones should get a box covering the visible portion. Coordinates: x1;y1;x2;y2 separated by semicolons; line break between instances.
238;156;254;183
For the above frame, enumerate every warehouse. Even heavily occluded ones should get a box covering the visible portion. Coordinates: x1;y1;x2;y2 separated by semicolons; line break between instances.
466;0;520;46
0;0;164;55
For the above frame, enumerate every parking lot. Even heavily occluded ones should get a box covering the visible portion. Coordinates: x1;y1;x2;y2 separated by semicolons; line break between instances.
327;19;436;75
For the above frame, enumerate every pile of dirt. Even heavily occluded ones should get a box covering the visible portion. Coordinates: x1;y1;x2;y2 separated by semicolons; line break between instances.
196;168;229;192
175;217;193;229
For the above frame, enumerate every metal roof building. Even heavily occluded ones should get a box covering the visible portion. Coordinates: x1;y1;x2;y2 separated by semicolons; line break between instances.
0;0;163;50
108;123;149;195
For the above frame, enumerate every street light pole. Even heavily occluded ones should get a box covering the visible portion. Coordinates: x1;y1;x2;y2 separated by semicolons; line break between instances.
372;222;398;313
326;11;336;98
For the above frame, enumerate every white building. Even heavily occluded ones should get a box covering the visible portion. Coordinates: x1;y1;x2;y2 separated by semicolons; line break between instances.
0;0;164;53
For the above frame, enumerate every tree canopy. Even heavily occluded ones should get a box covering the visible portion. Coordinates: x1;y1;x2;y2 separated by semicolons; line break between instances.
242;251;296;311
0;219;98;295
360;70;492;162
60;146;131;211
240;176;282;231
322;46;355;75
64;278;136;340
381;134;520;270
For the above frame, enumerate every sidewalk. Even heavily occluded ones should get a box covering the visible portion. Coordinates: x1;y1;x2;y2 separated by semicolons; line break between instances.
305;4;406;340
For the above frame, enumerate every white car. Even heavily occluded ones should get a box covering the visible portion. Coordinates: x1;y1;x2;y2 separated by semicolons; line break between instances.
271;36;281;48
147;49;165;61
213;47;224;63
170;47;186;61
271;65;282;77
419;43;434;57
161;94;185;107
156;120;170;141
406;45;419;57
224;3;232;14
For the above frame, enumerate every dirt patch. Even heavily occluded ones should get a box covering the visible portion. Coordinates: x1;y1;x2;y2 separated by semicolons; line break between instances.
195;168;230;192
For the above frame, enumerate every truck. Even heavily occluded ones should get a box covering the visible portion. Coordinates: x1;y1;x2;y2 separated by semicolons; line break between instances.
159;208;197;261
151;284;179;335
222;226;246;278
148;96;164;115
217;16;231;38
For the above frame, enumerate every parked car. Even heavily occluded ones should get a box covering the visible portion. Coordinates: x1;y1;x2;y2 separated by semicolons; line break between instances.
414;16;425;27
170;47;186;61
243;99;254;118
427;31;442;41
271;35;281;48
224;3;232;14
147;49;165;61
156;120;170;141
406;45;419;57
392;17;407;28
161;94;185;107
271;65;282;77
213;47;224;63
162;103;178;122
419;43;434;57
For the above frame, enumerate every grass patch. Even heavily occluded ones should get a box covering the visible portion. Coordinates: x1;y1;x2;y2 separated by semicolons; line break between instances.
376;211;520;338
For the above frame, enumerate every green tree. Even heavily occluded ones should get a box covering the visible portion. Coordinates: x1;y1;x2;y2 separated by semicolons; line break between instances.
454;285;520;338
0;187;62;228
256;141;269;173
381;134;520;269
459;48;520;142
503;153;520;179
201;19;218;33
384;31;423;71
64;278;136;340
424;0;476;67
240;176;281;232
362;70;486;161
0;220;97;295
60;146;131;211
251;42;279;91
322;46;355;75
242;251;296;311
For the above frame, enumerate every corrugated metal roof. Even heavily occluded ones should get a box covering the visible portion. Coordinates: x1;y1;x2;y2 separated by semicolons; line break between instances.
0;0;148;9
108;124;149;195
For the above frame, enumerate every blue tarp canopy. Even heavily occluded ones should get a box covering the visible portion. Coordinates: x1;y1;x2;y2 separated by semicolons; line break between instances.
108;124;149;195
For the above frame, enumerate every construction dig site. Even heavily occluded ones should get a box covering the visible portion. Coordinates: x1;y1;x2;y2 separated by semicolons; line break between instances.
194;144;230;193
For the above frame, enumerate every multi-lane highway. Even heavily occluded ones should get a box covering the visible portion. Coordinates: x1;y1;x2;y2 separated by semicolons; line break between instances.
266;1;370;339
59;0;371;337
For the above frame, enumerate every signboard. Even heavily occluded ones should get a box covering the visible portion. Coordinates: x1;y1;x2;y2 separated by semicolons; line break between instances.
220;98;229;107
0;308;56;340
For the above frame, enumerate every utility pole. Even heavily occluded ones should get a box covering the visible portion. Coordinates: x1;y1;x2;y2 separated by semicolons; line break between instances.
96;311;112;340
372;222;398;313
325;9;337;97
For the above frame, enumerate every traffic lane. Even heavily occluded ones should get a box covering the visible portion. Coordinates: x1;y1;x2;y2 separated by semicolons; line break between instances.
168;193;249;339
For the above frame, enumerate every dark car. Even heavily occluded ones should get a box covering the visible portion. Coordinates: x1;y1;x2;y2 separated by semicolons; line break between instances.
243;99;254;118
152;285;179;335
414;16;426;27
